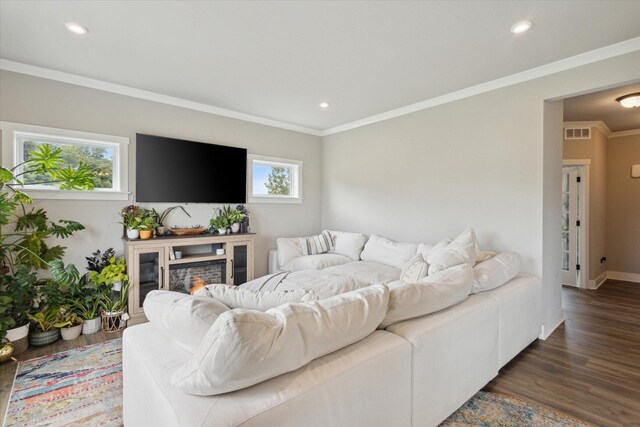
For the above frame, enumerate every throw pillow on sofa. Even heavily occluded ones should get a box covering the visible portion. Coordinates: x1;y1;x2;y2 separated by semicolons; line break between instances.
400;254;429;283
195;284;318;310
171;284;390;395
360;235;418;269
277;230;334;267
329;230;368;260
379;263;473;328
143;290;230;353
427;228;478;275
471;251;521;294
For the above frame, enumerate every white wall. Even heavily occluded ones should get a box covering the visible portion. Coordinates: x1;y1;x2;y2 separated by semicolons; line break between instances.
321;51;640;334
0;70;323;277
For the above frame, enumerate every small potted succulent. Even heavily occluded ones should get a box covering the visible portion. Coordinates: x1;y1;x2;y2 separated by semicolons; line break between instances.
27;307;68;346
209;215;229;235
58;306;83;340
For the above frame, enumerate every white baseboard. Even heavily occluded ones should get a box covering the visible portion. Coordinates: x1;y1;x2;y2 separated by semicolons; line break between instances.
539;310;565;340
606;270;640;283
588;271;608;289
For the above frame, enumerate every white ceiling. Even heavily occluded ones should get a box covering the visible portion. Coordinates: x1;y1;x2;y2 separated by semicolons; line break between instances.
564;83;640;132
1;1;640;133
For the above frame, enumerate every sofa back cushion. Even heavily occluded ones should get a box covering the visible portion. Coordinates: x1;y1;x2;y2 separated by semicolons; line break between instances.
360;235;418;269
329;230;368;260
471;251;521;294
195;284;318;311
171;284;390;395
380;263;473;328
281;253;353;271
143;291;230;353
427;228;478;275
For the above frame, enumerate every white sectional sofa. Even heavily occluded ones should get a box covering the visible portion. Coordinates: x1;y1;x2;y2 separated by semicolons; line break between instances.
123;230;541;427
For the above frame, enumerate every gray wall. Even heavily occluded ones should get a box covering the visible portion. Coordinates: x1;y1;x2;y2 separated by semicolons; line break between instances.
321;51;640;334
606;133;640;275
0;70;323;277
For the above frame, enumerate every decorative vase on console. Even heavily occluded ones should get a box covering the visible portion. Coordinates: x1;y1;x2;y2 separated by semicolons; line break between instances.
127;229;139;239
231;223;240;233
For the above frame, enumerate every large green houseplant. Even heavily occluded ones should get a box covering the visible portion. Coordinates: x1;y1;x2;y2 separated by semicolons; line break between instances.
0;143;94;351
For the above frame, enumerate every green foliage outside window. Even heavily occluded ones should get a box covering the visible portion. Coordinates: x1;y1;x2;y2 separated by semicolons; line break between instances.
265;167;291;195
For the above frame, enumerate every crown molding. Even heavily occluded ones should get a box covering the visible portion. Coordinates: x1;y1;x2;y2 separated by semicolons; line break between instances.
321;37;640;136
0;59;322;137
563;121;612;137
609;128;640;138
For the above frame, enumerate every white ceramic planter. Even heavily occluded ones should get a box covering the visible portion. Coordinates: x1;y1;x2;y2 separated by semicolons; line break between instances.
217;228;226;235
231;223;240;233
82;317;102;335
6;323;29;355
61;324;82;340
127;228;139;239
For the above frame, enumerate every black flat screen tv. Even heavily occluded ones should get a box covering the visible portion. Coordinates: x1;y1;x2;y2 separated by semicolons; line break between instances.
136;134;247;203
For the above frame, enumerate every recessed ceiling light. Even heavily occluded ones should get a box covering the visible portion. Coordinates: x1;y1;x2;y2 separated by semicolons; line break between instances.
511;20;532;34
319;102;330;109
616;93;640;108
65;22;89;35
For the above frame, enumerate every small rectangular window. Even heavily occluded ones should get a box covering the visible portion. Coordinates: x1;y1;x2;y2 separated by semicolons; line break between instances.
248;155;302;203
1;122;129;200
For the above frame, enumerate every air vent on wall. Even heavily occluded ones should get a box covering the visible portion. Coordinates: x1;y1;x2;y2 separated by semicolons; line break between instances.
565;127;591;140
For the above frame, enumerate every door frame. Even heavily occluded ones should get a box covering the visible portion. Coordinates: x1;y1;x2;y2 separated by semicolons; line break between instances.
562;159;590;288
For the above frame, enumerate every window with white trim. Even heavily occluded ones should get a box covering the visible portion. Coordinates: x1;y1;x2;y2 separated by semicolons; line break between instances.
1;122;129;200
248;154;302;203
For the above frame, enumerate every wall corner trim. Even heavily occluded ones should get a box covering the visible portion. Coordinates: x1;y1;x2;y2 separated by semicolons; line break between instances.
539;311;565;340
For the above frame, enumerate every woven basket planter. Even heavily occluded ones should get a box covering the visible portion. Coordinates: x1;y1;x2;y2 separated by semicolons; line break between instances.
29;329;60;346
102;310;127;333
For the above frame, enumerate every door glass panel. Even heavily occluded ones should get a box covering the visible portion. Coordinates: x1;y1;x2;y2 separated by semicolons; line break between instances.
562;251;569;271
233;245;248;285
138;252;160;309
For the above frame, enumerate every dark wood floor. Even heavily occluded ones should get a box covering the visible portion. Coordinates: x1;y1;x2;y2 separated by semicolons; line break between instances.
485;279;640;427
0;330;122;421
1;281;638;425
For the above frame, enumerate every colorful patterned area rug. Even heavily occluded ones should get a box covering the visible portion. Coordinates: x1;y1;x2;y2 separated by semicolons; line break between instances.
4;338;122;427
440;391;594;426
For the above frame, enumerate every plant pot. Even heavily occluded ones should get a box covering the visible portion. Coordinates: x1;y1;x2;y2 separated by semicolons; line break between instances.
60;324;82;340
157;226;166;236
139;229;152;239
102;310;127;333
82;317;102;335
231;223;240;233
127;229;139;239
29;329;60;346
217;228;226;235
112;281;123;292
6;323;29;355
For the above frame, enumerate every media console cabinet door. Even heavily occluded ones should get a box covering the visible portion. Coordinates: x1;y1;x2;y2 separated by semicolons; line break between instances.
130;247;166;317
227;240;254;286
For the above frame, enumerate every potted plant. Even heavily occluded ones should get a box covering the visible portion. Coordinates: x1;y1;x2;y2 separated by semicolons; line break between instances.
152;206;191;236
119;205;144;239
209;215;229;235
27;307;68;346
58;306;83;340
90;256;129;292
99;281;130;332
228;208;246;233
1;266;37;355
138;212;159;239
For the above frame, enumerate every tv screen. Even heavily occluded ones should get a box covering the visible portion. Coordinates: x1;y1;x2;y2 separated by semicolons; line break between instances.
136;134;247;203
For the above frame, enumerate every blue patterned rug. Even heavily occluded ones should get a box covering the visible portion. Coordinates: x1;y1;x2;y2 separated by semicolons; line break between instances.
440;391;593;426
4;339;122;427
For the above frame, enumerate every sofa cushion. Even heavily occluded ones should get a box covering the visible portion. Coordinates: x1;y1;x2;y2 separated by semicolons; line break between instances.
301;230;334;256
416;243;435;260
380;263;473;328
277;237;303;267
427;228;478;275
360;235;418;269
195;284;318;310
400;254;429;283
329;231;368;261
171;284;390;395
281;253;353;271
471;251;521;294
143;290;230;353
322;261;401;285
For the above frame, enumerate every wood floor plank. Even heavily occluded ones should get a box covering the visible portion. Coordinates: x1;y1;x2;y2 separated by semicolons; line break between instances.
485;279;640;427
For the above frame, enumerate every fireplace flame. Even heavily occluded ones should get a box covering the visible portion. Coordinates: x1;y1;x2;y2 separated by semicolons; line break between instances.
190;278;206;295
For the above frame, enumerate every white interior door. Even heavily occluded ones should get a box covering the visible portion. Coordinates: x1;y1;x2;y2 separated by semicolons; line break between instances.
561;167;579;286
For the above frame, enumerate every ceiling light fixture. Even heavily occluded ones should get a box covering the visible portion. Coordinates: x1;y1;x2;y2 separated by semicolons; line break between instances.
511;20;532;34
319;102;330;109
616;93;640;108
65;22;88;35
